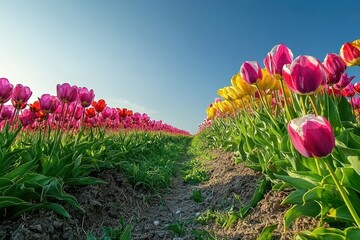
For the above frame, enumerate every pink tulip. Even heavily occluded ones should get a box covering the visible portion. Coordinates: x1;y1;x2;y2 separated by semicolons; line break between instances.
0;105;14;120
350;97;360;109
19;109;35;127
264;44;293;78
39;94;60;114
11;84;32;110
342;83;356;97
240;61;262;85
57;83;78;103
288;115;335;158
323;53;346;85
333;73;355;90
0;78;14;104
282;55;326;95
78;87;95;108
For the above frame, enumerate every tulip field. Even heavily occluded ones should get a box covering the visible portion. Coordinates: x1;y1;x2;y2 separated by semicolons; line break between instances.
1;39;360;239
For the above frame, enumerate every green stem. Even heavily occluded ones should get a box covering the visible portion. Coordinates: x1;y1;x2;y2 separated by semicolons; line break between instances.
315;157;321;176
279;79;292;121
309;95;319;116
324;160;360;227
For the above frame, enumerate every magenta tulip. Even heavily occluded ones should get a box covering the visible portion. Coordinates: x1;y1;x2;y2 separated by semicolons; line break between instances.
288;115;335;158
0;78;14;104
282;55;326;95
240;61;262;85
0;105;14;120
323;53;347;85
264;44;293;78
11;84;32;110
78;87;95;108
19;109;35;127
39;94;60;114
57;83;78;103
333;73;355;90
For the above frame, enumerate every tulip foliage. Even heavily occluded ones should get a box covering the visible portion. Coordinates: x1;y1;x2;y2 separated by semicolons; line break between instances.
0;80;190;219
199;39;360;238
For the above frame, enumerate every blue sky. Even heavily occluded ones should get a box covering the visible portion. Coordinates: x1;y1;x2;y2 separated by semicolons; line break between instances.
0;0;359;133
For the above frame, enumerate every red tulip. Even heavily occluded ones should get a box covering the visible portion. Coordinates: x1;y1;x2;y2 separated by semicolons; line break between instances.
354;82;360;94
340;39;360;66
92;99;106;112
85;107;96;118
282;55;326;95
264;44;293;79
240;61;262;85
288;115;335;158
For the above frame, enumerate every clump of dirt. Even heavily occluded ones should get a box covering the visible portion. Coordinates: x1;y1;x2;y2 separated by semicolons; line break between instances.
0;149;319;240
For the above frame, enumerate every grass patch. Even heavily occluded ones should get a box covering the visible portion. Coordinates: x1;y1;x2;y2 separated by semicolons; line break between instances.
191;189;203;203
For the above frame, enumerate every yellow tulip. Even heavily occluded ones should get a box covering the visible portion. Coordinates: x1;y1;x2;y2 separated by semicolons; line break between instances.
233;74;257;96
217;87;232;101
257;68;275;90
206;105;217;120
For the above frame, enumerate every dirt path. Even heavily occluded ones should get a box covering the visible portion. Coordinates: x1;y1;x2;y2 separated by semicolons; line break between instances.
0;149;317;240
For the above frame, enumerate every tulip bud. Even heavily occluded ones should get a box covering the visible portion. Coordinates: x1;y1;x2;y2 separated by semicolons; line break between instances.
288;115;335;158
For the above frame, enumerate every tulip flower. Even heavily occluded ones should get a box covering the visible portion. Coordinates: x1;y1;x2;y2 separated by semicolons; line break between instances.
257;68;276;90
282;55;326;95
240;61;262;85
19;109;35;127
0;105;14;120
354;82;360;94
323;53;346;85
11;84;32;110
264;44;293;79
233;74;257;96
333;73;355;90
78;87;95;108
0;78;14;104
39;94;60;114
350;97;360;109
288;114;335;158
85;107;96;118
57;83;78;103
206;105;217;120
92;99;106;112
340;39;360;66
342;83;356;97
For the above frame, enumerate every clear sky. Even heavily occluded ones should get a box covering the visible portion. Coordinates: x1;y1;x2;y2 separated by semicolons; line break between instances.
0;0;359;133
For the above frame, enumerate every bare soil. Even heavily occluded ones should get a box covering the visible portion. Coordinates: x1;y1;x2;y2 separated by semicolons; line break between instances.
0;149;318;239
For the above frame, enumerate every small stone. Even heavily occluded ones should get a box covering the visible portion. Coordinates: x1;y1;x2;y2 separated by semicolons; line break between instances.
175;210;181;214
173;238;183;240
53;220;63;229
29;224;42;232
153;220;160;226
195;212;201;217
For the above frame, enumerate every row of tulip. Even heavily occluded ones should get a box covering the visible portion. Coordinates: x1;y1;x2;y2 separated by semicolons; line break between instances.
0;80;190;135
199;39;360;238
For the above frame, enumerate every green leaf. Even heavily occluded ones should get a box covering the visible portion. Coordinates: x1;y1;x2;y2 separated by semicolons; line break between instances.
284;202;320;230
345;227;360;239
338;96;356;122
275;174;316;190
257;224;277;240
4;160;37;180
327;206;354;223
282;189;307;205
323;93;343;135
336;145;360;175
